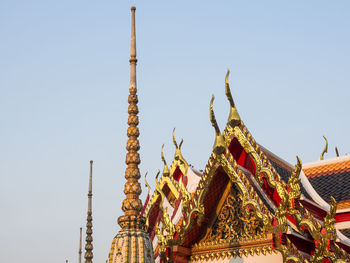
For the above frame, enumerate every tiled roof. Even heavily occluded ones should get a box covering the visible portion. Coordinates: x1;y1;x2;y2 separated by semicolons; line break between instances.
303;159;350;178
303;157;350;205
307;172;350;203
340;228;350;239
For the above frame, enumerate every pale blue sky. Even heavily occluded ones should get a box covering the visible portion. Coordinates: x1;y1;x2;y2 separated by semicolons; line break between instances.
0;1;349;263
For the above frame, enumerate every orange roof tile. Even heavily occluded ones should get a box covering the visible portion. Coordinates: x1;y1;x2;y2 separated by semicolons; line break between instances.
337;199;350;210
303;159;350;178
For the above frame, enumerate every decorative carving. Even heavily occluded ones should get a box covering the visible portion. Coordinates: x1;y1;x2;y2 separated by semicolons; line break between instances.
299;196;346;263
287;156;302;215
217;154;271;228
277;236;307;263
203;184;266;243
220;71;349;262
146;70;349;263
154;173;176;241
191;245;275;262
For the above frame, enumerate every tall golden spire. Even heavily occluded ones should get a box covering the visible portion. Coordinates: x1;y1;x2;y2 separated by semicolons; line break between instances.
108;7;154;263
79;227;82;263
84;160;93;263
118;5;144;230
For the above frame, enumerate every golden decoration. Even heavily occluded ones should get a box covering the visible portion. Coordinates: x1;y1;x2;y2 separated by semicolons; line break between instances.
146;70;349;263
320;135;328;160
172;128;189;172
277;237;307;263
161;144;170;177
210;95;226;154
144;172;151;197
191;245;275;262
225;69;241;128
220;70;348;262
202;184;266;243
154;172;176;243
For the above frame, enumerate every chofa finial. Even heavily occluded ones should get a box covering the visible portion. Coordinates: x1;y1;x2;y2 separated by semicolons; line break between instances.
225;69;241;127
335;147;340;157
210;95;225;154
161;144;170;176
144;172;151;196
320;136;328;160
172;128;183;150
172;128;188;169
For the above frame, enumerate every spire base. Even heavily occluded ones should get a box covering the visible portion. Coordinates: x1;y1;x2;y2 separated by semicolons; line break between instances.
118;215;146;230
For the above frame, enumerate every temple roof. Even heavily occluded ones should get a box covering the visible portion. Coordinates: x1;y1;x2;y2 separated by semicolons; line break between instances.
303;156;350;207
142;70;350;263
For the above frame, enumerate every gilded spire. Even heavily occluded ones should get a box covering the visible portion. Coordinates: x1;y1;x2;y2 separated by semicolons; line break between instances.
79;227;82;263
118;5;144;230
108;7;155;263
84;160;93;263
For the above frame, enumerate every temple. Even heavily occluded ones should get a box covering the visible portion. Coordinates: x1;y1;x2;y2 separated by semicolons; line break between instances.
106;6;350;263
139;69;350;263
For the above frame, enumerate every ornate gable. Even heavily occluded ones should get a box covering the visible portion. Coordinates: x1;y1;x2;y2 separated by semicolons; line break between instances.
201;182;266;244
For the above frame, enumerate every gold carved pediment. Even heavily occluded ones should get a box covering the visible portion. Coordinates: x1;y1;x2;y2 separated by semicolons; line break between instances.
200;182;266;245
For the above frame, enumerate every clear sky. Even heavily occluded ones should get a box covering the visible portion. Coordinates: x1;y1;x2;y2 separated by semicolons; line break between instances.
1;1;349;263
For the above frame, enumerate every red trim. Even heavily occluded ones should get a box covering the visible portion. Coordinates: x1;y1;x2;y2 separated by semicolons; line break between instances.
140;194;150;216
335;212;350;223
285;233;315;255
228;137;256;175
173;166;183;181
171;193;182;220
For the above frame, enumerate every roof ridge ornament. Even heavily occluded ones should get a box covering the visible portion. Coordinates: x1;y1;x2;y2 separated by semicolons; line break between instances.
225;69;241;128
335;146;340;157
172;128;189;170
144;172;151;196
210;95;225;154
161;144;170;177
320;135;328;160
